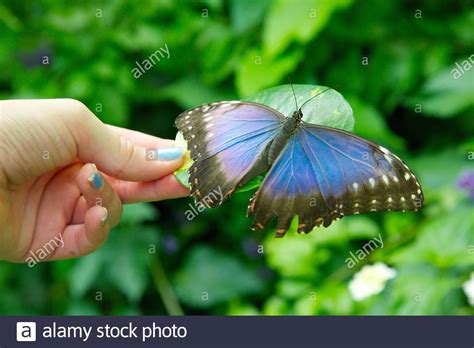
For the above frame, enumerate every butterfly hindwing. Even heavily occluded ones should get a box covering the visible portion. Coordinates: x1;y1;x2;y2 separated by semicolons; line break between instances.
247;123;423;236
176;101;284;207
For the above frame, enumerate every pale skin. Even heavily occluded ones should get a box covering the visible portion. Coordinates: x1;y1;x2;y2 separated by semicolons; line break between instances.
0;99;189;262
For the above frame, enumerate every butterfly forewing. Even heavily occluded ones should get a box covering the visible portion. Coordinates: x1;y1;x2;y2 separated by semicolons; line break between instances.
247;123;423;236
176;101;285;207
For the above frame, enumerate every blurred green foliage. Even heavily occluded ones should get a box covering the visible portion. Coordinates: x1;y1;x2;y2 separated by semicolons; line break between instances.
0;0;473;315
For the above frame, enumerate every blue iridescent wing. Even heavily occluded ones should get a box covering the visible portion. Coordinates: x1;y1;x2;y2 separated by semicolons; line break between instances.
247;123;423;236
176;101;284;206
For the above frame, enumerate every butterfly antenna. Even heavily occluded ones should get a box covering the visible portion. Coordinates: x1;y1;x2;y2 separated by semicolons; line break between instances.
286;75;299;111
299;87;333;111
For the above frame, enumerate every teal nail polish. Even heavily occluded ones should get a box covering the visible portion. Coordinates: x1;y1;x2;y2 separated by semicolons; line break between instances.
88;172;103;190
156;146;184;161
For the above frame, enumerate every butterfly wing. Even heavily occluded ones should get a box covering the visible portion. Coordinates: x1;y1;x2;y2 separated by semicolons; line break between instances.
176;101;284;207
247;123;423;236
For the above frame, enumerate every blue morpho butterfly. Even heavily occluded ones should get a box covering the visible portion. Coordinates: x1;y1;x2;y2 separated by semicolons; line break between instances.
175;86;423;237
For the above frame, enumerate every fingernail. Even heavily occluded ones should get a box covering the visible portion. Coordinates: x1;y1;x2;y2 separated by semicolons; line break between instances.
88;170;103;190
101;207;108;226
156;146;185;161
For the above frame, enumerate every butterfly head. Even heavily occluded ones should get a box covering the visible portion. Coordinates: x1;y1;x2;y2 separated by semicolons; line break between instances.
292;109;304;122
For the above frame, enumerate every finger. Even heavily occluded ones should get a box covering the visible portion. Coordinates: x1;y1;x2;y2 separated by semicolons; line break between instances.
106;125;177;148
27;163;82;258
107;173;190;204
51;162;123;259
62;100;185;181
0;99;184;186
52;205;109;259
71;196;87;224
75;163;122;227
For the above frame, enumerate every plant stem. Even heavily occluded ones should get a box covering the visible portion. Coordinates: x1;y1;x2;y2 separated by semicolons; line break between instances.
149;255;184;315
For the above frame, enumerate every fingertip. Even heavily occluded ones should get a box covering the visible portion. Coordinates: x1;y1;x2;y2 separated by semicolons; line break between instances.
155;146;185;161
83;205;110;250
146;146;186;176
76;163;100;189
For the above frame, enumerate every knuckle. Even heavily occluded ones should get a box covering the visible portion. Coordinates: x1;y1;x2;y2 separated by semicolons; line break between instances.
59;98;92;131
115;136;137;176
62;98;88;114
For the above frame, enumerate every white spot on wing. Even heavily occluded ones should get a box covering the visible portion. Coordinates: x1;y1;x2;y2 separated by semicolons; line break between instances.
384;154;393;163
382;175;389;185
404;172;411;181
369;177;376;187
352;182;359;190
379;146;390;154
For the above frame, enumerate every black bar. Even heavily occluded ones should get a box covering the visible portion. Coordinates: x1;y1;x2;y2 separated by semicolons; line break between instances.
2;316;473;347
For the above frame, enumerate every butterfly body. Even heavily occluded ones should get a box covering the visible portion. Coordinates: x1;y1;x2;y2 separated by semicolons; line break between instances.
176;97;423;237
267;111;303;165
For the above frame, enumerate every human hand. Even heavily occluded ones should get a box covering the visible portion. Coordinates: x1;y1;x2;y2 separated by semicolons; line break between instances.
0;99;188;263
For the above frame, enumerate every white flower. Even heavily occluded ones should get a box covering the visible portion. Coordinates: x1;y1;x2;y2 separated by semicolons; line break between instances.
462;272;474;307
348;262;397;301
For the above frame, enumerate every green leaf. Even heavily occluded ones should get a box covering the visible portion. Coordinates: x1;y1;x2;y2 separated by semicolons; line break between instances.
314;283;354;315
66;300;101;315
248;84;354;131
263;0;353;57
347;96;404;150
276;279;312;299
159;76;233;109
236;48;303;96
174;84;353;190
406;59;474;118
409;147;474;192
197;23;236;84
264;218;319;277
69;251;104;298
262;296;290;315
173;245;264;308
390;205;474;268
370;264;459;315
230;0;270;34
103;225;157;303
105;245;149;303
120;203;157;225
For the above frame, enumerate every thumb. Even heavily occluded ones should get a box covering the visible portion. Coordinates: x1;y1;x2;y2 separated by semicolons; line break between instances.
69;100;185;181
